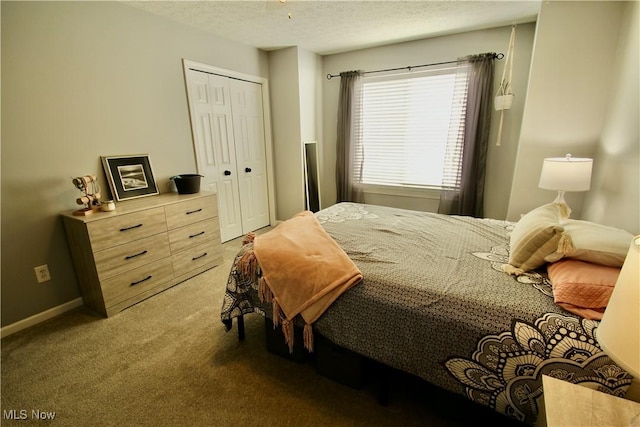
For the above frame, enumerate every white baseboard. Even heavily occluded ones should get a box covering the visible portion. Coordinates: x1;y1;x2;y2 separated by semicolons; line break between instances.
1;298;84;339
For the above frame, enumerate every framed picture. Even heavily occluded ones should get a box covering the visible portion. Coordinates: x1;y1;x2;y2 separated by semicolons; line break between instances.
101;155;159;201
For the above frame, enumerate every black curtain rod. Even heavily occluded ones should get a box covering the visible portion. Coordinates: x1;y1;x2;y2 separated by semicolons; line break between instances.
326;52;504;80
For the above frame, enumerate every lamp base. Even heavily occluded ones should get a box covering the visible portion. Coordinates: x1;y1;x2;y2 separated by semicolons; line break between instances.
552;190;566;204
551;191;571;218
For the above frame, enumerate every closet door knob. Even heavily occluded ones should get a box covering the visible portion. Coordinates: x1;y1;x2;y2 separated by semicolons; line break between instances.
245;167;252;173
224;170;231;176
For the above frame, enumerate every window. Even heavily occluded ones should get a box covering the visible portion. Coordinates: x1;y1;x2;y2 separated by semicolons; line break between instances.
354;66;467;191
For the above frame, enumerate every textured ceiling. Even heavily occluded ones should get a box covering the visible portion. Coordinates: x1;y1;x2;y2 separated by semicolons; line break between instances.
125;0;541;55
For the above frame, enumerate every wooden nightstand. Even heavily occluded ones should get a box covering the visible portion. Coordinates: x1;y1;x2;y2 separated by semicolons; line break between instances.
536;375;640;427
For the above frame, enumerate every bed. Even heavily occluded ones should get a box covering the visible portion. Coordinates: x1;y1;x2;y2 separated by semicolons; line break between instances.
220;202;633;425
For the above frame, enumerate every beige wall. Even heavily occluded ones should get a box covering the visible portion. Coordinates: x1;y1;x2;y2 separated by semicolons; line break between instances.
268;47;305;220
583;1;639;234
298;48;324;145
298;48;325;211
507;0;638;234
321;24;536;219
268;46;323;221
1;1;269;326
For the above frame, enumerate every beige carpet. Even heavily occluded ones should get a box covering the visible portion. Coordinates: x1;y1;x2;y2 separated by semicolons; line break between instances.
1;233;525;427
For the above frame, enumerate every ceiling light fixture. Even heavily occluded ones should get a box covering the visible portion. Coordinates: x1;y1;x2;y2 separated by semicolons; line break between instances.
275;0;292;19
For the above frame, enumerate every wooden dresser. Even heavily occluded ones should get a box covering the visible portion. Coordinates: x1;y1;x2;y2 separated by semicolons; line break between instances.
62;191;222;317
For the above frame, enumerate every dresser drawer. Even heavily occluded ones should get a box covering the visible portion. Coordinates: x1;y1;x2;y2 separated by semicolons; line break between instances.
172;240;222;278
101;259;174;308
164;196;217;230
167;217;220;253
87;207;167;252
94;233;171;281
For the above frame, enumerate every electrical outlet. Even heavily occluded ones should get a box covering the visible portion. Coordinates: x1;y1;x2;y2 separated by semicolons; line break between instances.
34;265;51;283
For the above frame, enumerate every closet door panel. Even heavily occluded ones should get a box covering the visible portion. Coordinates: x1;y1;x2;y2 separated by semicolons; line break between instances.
220;179;242;237
230;79;270;233
188;70;242;242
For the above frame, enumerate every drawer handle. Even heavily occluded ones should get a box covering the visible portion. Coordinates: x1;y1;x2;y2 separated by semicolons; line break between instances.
125;250;148;260
120;224;143;232
131;275;152;286
189;231;206;238
192;252;208;261
186;208;203;215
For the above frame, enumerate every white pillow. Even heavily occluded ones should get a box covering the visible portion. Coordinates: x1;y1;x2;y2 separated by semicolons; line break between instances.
546;219;634;267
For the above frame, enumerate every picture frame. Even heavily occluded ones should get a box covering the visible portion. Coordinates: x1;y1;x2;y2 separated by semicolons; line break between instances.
101;154;159;202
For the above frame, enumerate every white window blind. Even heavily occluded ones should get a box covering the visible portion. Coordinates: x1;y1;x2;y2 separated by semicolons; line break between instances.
355;67;468;190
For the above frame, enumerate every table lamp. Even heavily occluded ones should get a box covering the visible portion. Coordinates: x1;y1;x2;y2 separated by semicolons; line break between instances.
538;154;593;207
597;235;640;384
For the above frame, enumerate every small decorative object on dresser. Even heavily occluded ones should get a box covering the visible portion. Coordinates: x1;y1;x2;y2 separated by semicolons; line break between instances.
72;175;102;216
100;200;116;212
101;154;159;201
171;174;203;194
61;191;222;317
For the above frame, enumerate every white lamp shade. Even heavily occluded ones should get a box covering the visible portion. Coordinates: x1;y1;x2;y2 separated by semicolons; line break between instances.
597;235;640;378
538;155;593;191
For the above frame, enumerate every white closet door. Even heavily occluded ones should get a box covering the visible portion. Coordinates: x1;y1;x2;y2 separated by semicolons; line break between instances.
230;79;270;233
188;70;242;242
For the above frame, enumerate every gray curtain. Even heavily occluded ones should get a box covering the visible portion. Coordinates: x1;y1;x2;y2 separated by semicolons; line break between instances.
439;53;495;217
335;70;364;203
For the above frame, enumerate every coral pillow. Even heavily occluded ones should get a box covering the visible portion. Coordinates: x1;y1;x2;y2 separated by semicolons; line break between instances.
502;203;569;275
547;258;621;320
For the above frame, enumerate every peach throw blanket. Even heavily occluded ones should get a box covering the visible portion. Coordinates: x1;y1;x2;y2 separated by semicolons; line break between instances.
240;211;362;352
